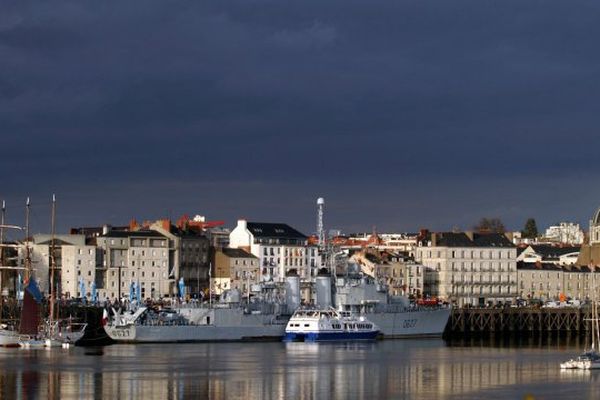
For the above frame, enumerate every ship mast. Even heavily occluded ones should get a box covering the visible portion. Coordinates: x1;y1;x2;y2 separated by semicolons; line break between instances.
49;194;56;324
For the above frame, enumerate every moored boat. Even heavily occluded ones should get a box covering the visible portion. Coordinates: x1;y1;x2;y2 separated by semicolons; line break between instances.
561;265;600;370
283;308;379;342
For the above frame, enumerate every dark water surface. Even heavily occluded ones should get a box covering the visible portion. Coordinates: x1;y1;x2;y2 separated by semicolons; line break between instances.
0;339;597;399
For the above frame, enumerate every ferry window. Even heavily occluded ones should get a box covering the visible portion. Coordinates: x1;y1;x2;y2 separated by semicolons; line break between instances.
304;324;309;327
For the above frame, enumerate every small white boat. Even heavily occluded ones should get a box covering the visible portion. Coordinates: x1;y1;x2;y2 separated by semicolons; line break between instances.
561;351;600;370
283;308;379;342
20;338;45;349
0;326;21;347
562;267;600;370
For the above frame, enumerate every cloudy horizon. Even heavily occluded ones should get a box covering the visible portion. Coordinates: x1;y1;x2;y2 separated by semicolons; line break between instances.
3;1;600;236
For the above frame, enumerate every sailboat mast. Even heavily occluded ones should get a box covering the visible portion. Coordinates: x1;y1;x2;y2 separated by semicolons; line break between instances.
592;265;600;349
0;200;4;326
49;194;56;323
0;200;5;268
592;263;598;351
24;197;30;282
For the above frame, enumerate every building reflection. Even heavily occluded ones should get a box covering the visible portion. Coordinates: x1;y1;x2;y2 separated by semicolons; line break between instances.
0;341;599;399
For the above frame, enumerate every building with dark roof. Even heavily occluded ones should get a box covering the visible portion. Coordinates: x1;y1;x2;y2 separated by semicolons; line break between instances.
229;219;320;283
517;245;580;265
517;261;600;301
415;231;517;307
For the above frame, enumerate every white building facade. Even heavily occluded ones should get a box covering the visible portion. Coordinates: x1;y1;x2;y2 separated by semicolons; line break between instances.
229;220;320;282
416;232;518;307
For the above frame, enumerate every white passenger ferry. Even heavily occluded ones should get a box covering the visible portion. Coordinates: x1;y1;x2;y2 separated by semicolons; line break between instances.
283;308;379;342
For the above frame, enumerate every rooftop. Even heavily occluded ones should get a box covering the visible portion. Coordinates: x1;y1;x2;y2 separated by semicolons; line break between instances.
99;230;166;239
221;248;257;259
246;222;307;239
428;232;515;248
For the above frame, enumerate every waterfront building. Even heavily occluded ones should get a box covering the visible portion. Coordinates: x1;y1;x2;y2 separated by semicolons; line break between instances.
229;220;319;282
96;229;171;300
149;220;210;297
517;262;600;301
349;249;425;296
18;234;96;297
212;248;259;296
415;231;518;307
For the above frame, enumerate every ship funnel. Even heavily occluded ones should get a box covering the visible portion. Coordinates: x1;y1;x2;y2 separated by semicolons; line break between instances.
316;273;332;309
285;270;301;312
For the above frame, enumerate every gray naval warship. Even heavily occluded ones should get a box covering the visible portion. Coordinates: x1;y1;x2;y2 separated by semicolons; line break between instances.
105;269;450;343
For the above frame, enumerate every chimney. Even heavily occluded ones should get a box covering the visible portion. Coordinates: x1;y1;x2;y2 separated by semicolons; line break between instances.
238;219;247;231
129;218;138;231
102;224;111;235
162;219;171;232
431;233;437;247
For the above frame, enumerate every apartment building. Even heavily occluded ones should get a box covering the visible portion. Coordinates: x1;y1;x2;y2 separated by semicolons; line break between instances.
416;232;518;306
229;220;320;282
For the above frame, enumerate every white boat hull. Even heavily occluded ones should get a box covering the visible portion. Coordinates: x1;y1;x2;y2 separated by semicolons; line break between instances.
0;329;21;347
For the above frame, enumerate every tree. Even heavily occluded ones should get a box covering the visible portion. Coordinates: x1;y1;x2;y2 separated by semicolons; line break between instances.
521;218;538;239
473;217;506;233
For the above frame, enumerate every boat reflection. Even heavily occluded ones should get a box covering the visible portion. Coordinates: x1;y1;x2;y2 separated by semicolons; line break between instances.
0;340;598;399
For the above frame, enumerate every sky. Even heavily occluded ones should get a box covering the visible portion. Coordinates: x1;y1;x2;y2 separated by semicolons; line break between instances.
2;0;600;236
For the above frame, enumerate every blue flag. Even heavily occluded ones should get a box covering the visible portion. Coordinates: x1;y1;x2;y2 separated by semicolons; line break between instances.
25;279;43;304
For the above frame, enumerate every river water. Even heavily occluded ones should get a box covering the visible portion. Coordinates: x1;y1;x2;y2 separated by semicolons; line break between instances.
0;339;597;399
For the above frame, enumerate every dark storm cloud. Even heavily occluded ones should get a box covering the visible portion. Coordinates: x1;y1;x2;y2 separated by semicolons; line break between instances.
2;0;600;233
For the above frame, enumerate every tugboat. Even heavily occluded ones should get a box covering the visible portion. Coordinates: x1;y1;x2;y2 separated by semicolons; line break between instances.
283;308;379;342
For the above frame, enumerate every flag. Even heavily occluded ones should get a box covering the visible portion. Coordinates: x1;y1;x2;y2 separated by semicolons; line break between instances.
25;279;43;303
102;309;109;326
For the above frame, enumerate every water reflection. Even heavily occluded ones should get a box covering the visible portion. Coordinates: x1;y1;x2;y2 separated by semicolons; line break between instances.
0;340;598;399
